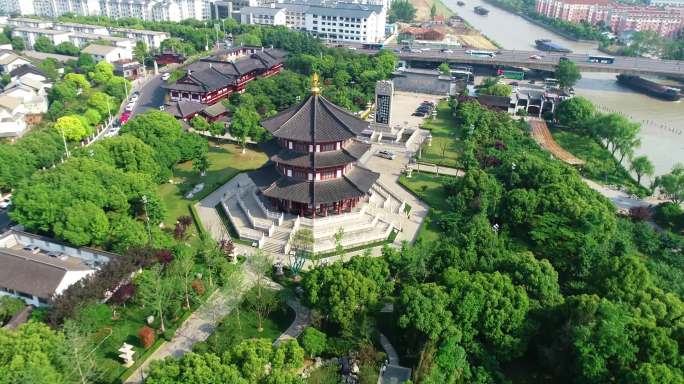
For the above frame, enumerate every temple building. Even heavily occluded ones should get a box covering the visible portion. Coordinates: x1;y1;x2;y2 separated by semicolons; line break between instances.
248;74;380;218
163;46;286;105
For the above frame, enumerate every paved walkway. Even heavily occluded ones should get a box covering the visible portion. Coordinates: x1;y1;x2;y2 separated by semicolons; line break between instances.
408;163;464;177
377;333;412;384
273;297;311;346
124;276;256;384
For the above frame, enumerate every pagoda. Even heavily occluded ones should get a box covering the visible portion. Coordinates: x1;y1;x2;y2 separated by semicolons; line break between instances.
249;74;379;218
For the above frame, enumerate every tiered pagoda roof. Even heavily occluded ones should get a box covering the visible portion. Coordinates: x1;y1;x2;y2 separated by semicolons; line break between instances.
248;74;379;209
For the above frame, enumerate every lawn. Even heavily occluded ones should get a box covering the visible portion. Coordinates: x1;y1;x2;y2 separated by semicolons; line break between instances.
550;127;647;195
307;365;340;384
158;141;268;228
399;172;456;243
419;101;463;168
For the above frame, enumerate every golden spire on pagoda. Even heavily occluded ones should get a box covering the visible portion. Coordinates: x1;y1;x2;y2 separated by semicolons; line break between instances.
311;73;320;95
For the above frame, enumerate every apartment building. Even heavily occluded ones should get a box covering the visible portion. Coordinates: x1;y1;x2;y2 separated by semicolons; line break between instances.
110;28;169;50
279;3;308;30
53;21;109;35
305;3;385;44
11;27;71;49
0;0;36;16
536;0;684;37
7;17;53;29
240;6;287;26
69;32;135;49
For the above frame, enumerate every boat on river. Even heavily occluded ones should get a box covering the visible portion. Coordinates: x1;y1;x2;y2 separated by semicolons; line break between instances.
535;39;572;53
616;74;681;101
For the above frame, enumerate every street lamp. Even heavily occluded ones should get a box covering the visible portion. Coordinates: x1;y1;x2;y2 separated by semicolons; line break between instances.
58;126;70;159
141;195;151;243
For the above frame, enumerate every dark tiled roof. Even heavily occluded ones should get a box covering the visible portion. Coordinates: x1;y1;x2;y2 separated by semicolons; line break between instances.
249;163;379;205
166;101;204;119
203;102;228;117
0;248;91;299
261;95;369;143
477;94;511;108
9;64;43;79
270;141;370;168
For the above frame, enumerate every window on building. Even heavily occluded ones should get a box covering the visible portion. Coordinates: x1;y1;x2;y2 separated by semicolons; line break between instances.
17;291;33;299
320;169;337;180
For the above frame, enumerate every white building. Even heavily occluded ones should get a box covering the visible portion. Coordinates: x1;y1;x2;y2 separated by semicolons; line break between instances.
240;6;287;26
99;0;208;21
53;21;109;35
0;1;36;16
280;3;308;30
69;32;135;49
109;27;169;50
31;0;101;17
11;27;71;49
7;17;53;29
82;43;133;63
305;3;385;44
0;51;31;74
0;95;27;138
3;80;50;115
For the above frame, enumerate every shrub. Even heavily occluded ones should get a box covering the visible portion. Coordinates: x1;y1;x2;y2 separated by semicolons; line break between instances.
138;326;155;348
654;202;683;229
191;279;205;296
162;329;175;341
300;327;327;358
629;206;652;222
74;303;112;333
111;283;136;305
0;296;26;324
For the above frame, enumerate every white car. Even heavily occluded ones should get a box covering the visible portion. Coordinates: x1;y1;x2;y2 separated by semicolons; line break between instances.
129;94;139;103
22;245;40;254
125;103;135;112
441;49;454;54
377;150;396;160
529;55;543;60
161;72;171;81
0;198;10;209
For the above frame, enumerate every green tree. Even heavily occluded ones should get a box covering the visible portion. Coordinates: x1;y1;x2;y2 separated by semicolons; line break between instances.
64;73;91;93
54;115;91;141
389;0;417;22
133;40;149;63
55;42;80;56
83;108;101;126
655;163;684;204
104;76;130;100
554;96;595;129
135;264;176;332
398;283;453;340
87;91;114;117
37;58;60;81
630;155;655;186
229;106;261;153
430;3;438;19
170;247;197;309
234;33;262;47
299;327;327;358
555;59;581;88
438;62;451;76
192;153;210;176
54;201;110;246
33;36;55;53
10;36;25;51
90;60;114;85
190;115;210;131
85;135;162;181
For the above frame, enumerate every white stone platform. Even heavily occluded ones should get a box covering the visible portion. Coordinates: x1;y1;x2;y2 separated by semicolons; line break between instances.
217;173;405;257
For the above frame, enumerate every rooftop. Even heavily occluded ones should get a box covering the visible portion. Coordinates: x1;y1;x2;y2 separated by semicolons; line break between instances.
261;93;369;142
82;44;122;56
0;247;92;300
241;6;287;15
12;27;70;35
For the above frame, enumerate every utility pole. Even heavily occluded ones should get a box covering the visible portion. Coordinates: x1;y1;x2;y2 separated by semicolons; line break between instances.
141;195;152;243
59;127;70;158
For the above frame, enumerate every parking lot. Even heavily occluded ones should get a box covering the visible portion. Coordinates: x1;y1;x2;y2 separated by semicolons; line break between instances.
389;91;441;131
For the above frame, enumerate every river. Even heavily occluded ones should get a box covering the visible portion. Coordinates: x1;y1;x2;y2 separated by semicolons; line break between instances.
443;0;684;178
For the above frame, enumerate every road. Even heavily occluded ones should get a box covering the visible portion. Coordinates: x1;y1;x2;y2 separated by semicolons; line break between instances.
0;211;10;233
131;74;166;117
361;47;684;77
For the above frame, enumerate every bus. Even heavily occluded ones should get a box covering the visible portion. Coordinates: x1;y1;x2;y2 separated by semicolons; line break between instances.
587;55;615;64
450;69;474;83
465;50;496;58
544;78;560;87
497;69;524;80
362;43;384;50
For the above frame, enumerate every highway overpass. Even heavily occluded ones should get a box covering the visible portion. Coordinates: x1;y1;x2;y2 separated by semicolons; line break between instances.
376;48;684;78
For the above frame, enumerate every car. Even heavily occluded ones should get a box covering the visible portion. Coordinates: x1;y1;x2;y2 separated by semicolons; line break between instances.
47;251;67;260
559;56;570;62
412;111;426;117
131;91;140;97
410;49;422;53
529;54;543;60
129;94;139;102
441;49;454;53
421;48;431;51
161;72;171;81
348;47;357;50
401;46;411;52
22;245;40;254
124;103;135;112
0;198;10;209
393;48;401;53
120;111;131;125
159;105;166;111
377;150;396;160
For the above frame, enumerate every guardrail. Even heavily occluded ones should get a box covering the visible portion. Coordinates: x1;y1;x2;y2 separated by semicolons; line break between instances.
220;197;266;247
283;216;302;256
252;191;284;225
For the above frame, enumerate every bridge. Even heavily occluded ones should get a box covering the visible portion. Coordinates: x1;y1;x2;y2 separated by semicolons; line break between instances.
372;48;684;78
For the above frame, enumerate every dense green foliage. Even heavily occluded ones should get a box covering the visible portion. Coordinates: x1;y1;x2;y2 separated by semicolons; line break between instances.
324;100;684;383
389;0;417;23
477;78;512;97
554;60;581;88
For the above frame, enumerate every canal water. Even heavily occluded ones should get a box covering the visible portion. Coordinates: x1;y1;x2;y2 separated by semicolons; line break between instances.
443;0;684;177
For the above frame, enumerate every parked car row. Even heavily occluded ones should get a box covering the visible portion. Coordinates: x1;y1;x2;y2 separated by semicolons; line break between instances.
412;100;435;117
124;91;140;112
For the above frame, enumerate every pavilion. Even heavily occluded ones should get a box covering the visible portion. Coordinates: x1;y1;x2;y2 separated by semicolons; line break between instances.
248;74;380;218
